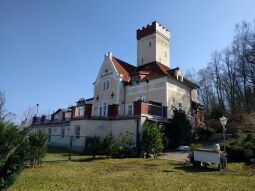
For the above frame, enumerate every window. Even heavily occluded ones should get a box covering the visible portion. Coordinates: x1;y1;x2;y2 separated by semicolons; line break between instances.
127;105;133;115
179;102;183;110
99;101;107;116
75;125;80;139
141;58;143;63
99;106;103;116
61;128;65;138
48;128;51;142
149;41;151;47
75;106;84;117
171;97;176;109
103;101;107;116
139;85;145;91
132;76;140;86
102;80;109;91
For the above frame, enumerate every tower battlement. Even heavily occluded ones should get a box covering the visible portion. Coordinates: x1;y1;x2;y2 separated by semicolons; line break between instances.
136;21;170;40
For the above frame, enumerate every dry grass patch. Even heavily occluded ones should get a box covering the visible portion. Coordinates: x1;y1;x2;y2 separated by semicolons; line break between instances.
8;154;255;191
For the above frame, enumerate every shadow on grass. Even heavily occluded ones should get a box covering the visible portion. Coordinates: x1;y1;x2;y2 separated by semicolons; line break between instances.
47;146;69;154
71;156;109;163
173;163;219;173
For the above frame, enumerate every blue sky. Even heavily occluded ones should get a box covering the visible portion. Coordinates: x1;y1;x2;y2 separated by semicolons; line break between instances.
0;0;255;122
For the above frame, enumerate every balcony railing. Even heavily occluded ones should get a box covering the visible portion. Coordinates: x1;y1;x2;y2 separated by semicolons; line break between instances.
148;104;162;117
134;100;166;118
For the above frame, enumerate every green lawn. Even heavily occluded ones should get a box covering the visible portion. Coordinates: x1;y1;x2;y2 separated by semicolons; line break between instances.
8;152;255;191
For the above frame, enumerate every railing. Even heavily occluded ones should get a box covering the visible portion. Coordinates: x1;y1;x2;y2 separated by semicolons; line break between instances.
148;104;162;117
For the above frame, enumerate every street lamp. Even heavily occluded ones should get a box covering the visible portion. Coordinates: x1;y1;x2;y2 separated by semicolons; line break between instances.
219;116;228;154
36;103;39;116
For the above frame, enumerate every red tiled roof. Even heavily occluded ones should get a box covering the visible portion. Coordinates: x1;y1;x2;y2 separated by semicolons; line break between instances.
112;57;136;82
111;56;198;88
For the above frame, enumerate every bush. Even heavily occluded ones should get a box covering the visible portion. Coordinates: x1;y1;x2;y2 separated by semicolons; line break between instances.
224;133;255;161
0;121;30;190
103;131;135;158
189;143;203;151
103;132;117;158
113;131;135;158
193;128;214;142
141;123;163;157
29;131;48;167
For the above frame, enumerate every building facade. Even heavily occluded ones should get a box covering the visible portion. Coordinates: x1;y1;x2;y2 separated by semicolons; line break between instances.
31;21;204;151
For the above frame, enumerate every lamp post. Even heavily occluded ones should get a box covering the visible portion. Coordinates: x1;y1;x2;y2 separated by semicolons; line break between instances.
36;103;39;116
219;116;228;154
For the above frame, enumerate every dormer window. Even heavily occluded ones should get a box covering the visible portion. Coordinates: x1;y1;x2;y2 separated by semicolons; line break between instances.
132;76;140;86
176;69;184;82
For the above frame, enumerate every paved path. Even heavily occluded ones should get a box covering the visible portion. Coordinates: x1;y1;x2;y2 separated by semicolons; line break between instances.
159;151;189;162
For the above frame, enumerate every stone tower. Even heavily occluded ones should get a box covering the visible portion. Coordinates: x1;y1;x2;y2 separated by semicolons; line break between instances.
136;21;170;67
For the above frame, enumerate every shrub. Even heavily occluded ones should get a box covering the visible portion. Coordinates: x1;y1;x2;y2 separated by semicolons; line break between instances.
141;123;163;157
224;134;255;161
0;121;30;190
103;131;135;158
189;143;203;151
113;131;135;158
103;132;117;158
28;131;48;167
193;128;214;142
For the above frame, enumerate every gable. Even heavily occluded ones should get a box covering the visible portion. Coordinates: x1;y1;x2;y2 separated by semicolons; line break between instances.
94;53;119;86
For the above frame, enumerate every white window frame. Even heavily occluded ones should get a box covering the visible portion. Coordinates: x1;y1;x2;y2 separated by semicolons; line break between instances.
102;80;110;91
127;104;133;115
61;128;65;138
75;125;80;139
99;101;108;116
179;102;183;110
171;97;176;109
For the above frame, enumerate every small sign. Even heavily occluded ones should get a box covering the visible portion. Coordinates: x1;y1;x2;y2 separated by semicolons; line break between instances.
100;69;113;78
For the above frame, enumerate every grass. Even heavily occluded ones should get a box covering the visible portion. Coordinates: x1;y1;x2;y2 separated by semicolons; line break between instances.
8;151;255;191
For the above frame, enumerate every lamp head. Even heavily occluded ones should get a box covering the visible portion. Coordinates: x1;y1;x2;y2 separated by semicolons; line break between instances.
220;116;228;126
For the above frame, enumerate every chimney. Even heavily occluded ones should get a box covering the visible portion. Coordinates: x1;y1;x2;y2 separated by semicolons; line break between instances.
41;115;46;123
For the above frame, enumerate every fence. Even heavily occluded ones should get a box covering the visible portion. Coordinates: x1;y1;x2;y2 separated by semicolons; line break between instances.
43;135;101;162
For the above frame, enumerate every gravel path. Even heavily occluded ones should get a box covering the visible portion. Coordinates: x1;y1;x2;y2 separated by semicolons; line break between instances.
159;151;189;162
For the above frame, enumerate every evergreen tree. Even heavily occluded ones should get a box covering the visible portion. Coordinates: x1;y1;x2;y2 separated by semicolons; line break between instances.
0;121;30;189
165;109;192;149
141;122;163;157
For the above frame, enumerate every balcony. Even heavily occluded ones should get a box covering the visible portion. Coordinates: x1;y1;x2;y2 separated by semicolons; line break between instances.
148;104;162;117
134;100;167;118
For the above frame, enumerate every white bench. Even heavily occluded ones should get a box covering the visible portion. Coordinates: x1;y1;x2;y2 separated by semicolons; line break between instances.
193;148;226;170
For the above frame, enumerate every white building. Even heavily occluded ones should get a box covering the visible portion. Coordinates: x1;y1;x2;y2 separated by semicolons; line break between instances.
31;21;204;151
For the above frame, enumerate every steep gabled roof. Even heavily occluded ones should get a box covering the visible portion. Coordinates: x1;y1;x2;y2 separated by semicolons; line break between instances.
111;56;198;88
111;57;136;82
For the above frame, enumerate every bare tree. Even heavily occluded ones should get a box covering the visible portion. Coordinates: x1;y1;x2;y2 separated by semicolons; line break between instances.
232;21;254;113
209;51;225;112
20;106;36;128
197;20;255;114
0;90;16;122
